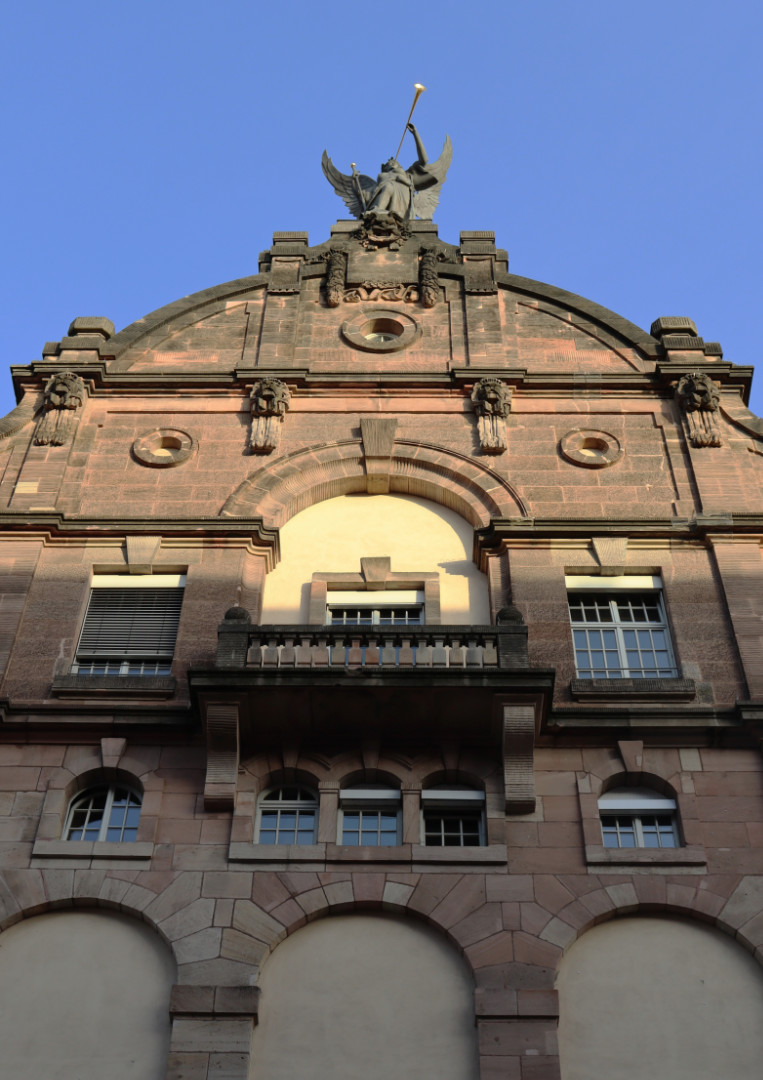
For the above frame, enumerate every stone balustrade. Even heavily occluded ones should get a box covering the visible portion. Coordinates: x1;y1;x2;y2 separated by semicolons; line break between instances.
215;615;531;672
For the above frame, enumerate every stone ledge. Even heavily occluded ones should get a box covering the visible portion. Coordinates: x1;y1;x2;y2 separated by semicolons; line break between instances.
228;842;326;864
31;838;154;860
585;844;706;868
228;842;507;867
412;844;507;865
51;674;177;698
570;677;696;702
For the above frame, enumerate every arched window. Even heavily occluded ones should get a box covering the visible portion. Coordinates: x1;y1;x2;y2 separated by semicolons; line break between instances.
339;784;401;846
421;784;486;846
65;786;142;842
598;786;678;849
257;786;319;845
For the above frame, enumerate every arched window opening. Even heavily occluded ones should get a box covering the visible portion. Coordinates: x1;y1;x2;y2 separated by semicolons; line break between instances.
339;783;401;846
256;786;319;845
421;784;485;847
598;786;678;849
65;786;142;842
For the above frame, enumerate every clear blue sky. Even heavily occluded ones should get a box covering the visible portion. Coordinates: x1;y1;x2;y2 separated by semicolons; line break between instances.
2;1;761;418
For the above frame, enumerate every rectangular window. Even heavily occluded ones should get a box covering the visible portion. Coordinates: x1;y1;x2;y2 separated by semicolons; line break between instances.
598;788;679;849
339;788;401;846
326;591;424;627
421;788;486;847
600;813;678;849
72;574;185;676
567;577;677;679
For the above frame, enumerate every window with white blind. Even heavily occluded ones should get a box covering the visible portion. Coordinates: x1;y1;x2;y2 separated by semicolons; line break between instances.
566;575;678;679
325;590;424;626
72;574;185;676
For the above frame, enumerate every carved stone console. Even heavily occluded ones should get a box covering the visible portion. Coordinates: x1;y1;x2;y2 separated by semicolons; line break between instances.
676;372;722;447
248;378;291;454
471;378;512;454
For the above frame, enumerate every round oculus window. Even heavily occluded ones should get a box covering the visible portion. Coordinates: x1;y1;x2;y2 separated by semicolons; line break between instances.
132;429;196;468
559;429;623;469
341;309;420;353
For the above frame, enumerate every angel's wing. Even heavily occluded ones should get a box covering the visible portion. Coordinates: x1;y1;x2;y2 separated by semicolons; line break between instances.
411;183;445;220
321;152;375;219
408;135;453;190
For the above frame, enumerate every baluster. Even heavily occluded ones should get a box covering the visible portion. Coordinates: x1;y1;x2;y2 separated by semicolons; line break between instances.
398;637;414;666
431;637;448;667
246;637;263;667
483;637;498;666
280;636;296;666
416;637;433;666
313;636;330;667
381;637;397;666
262;637;280;666
347;636;363;667
365;635;380;667
465;638;483;667
295;636;313;666
330;634;347;666
449;638;465;666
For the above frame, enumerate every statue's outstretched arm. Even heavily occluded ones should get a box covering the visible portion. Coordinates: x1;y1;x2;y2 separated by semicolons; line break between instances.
407;122;428;165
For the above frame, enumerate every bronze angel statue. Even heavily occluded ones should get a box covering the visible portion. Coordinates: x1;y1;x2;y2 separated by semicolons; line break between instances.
322;123;453;221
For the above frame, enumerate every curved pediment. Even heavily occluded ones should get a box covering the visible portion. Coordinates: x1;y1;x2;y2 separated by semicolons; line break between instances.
82;225;665;379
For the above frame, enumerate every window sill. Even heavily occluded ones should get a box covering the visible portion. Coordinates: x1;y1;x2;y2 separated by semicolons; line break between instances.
412;844;507;865
31;839;154;860
51;674;177;698
570;677;696;702
585;844;706;868
229;842;326;864
228;842;507;866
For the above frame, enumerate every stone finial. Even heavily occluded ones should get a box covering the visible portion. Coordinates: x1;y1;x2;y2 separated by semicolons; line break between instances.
676;372;722;447
67;317;115;339
471;378;512;454
248;378;291;454
650;317;698;340
33;371;86;446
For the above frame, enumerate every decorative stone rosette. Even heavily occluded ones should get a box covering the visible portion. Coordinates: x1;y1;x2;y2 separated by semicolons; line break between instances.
471;378;512;454
248;378;291;454
676;373;722;448
33;371;86;446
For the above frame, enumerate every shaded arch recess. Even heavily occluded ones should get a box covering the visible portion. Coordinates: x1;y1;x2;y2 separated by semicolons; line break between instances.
221;438;528;529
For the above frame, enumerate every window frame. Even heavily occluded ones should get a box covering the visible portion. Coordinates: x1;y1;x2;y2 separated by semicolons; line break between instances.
339;787;402;847
64;784;143;843
325;590;425;627
420;788;486;848
566;575;678;680
598;787;679;850
255;785;319;846
71;573;186;677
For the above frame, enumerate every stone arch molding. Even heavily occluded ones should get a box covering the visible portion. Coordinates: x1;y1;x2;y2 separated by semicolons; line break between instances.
221;436;528;529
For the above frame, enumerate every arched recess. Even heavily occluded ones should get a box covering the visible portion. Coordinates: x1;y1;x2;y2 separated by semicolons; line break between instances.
0;909;176;1080
556;914;763;1080
221;438;528;529
250;912;479;1080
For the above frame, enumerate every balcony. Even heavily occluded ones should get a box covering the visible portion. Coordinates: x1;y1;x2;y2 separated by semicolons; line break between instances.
214;611;531;672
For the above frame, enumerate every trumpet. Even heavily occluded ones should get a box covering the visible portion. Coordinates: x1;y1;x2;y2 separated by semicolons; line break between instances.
393;83;426;162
